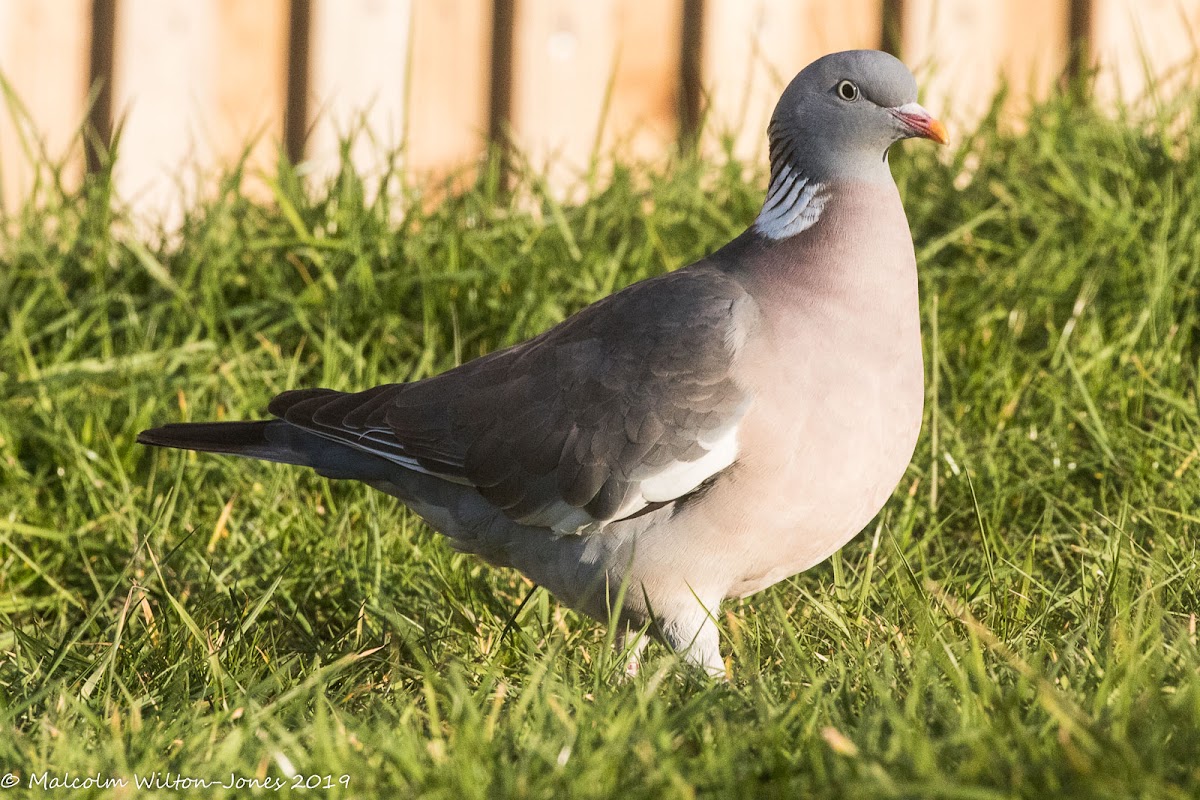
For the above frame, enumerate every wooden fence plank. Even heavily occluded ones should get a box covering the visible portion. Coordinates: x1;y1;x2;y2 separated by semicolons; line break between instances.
306;0;412;186
701;0;882;164
0;0;91;213
111;0;216;226
507;0;682;191
508;0;617;186
112;0;288;225
406;0;492;188
1091;0;1200;102
605;0;683;160
212;0;289;175
901;0;1070;126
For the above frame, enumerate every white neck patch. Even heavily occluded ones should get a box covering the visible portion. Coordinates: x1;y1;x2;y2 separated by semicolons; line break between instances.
754;164;827;240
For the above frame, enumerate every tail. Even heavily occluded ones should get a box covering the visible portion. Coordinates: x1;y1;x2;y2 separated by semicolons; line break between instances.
137;420;395;481
137;421;294;461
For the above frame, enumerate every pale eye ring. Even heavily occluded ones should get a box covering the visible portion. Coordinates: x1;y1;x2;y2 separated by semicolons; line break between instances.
836;80;860;102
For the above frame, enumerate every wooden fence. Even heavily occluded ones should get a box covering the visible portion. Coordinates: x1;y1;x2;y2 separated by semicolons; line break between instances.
1;0;1198;222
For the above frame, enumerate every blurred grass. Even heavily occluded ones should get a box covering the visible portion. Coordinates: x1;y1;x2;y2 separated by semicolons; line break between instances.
0;76;1199;798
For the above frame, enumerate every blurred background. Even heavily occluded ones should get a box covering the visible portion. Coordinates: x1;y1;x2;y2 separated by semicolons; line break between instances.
1;0;1198;224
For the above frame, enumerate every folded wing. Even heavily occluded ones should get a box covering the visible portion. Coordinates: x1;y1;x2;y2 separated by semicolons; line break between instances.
270;267;758;533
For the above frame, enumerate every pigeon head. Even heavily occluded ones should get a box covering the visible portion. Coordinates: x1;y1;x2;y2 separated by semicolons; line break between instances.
769;51;946;179
756;50;946;239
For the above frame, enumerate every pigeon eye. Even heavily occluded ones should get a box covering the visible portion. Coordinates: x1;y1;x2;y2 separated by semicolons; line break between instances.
836;80;860;102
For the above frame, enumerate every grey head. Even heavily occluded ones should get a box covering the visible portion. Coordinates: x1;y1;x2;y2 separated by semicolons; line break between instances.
756;50;947;239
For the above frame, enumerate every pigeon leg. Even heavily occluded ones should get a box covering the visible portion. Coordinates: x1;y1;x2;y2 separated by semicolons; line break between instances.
661;603;725;678
616;627;649;678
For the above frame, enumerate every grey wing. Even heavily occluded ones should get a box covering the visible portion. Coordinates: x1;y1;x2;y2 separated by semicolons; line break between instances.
270;267;759;533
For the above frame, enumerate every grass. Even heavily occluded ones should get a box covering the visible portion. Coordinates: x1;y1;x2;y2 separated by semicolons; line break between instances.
1;78;1199;798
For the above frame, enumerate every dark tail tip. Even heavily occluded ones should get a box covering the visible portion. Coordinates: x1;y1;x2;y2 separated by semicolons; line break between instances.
137;420;275;456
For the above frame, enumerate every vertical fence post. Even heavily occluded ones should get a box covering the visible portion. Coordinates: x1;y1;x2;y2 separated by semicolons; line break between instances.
488;0;515;149
881;0;904;57
679;0;704;149
284;0;311;165
86;0;115;174
1067;0;1092;80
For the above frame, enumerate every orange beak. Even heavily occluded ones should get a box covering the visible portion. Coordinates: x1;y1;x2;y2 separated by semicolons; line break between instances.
925;117;950;145
892;102;949;145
